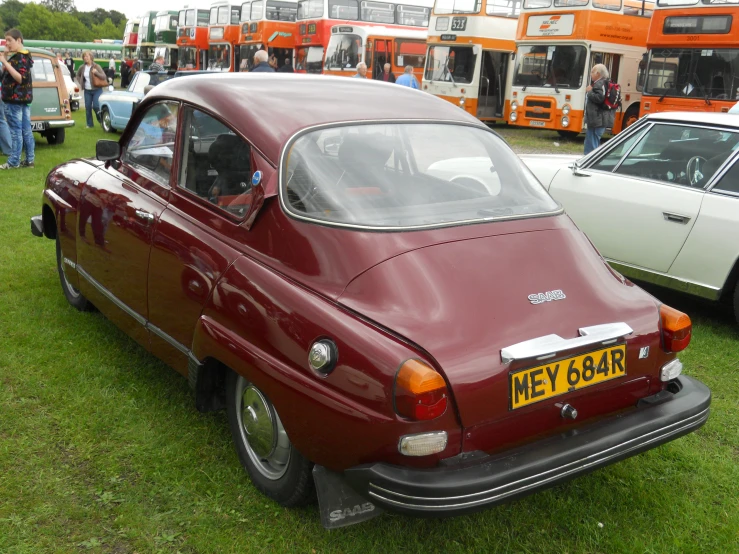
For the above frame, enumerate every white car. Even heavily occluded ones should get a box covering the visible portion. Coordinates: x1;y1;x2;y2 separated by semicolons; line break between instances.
521;112;739;323
58;63;80;111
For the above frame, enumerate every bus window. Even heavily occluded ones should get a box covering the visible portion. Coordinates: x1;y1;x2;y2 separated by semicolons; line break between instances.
241;2;252;20
554;0;588;6
297;0;324;19
486;0;522;17
636;53;647;91
329;0;359;18
324;34;362;69
267;0;298;20
435;0;482;13
361;1;395;23
523;0;551;7
593;0;621;9
591;52;621;82
425;45;476;84
208;44;232;70
251;0;265;19
395;39;425;68
514;45;587;89
396;5;430;25
646;48;739;100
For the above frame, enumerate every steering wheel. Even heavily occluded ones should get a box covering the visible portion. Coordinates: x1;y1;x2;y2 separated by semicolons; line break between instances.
687;156;708;186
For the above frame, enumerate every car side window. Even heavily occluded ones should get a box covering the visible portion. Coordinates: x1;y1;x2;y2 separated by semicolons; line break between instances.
589;127;648;173
712;159;739;195
122;102;179;185
32;57;57;82
178;107;253;218
614;124;739;188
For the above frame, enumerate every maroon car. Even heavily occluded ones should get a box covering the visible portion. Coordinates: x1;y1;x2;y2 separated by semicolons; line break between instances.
31;74;710;528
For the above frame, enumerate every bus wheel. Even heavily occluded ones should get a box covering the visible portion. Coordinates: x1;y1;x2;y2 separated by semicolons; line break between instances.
557;130;580;140
622;105;640;131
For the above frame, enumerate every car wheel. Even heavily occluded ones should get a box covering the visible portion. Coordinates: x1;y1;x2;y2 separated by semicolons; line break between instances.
71;101;79;112
557;130;580;140
56;235;91;311
733;280;739;324
225;371;314;507
101;108;114;133
47;129;66;145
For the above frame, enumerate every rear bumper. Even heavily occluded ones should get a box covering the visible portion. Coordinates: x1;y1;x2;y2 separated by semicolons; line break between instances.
344;375;710;517
31;215;44;237
48;120;75;129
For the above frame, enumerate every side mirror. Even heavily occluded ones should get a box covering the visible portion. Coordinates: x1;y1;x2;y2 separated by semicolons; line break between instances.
96;140;121;162
569;161;591;177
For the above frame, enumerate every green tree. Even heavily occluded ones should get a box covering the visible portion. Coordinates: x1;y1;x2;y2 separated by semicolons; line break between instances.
17;3;55;39
108;10;126;27
41;0;75;13
74;10;94;30
91;17;120;40
0;0;26;31
54;12;92;41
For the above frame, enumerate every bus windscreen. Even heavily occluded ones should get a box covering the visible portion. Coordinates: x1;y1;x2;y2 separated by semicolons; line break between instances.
645;48;739;99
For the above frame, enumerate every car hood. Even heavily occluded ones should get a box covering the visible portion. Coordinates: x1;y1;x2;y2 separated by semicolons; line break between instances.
337;224;660;430
520;154;580;189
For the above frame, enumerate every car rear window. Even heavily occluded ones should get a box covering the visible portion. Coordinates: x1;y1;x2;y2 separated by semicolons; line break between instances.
282;122;559;229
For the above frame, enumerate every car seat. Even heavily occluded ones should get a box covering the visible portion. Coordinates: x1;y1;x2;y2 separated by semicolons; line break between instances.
207;134;252;198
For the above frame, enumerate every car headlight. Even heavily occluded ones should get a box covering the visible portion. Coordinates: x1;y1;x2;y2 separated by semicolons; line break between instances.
562;104;571;115
510;111;518;122
511;100;518;110
561;116;570;128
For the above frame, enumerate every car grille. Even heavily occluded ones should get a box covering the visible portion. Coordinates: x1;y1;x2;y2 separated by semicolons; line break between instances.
524;99;553;120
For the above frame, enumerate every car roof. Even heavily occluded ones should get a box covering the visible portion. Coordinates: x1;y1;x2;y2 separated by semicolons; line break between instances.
144;74;482;163
646;111;739;128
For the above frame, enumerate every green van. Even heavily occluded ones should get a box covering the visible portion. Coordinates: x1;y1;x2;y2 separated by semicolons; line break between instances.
1;46;75;144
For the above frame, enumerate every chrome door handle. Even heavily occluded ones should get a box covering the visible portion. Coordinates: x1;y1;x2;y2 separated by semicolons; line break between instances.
662;212;691;225
134;209;155;224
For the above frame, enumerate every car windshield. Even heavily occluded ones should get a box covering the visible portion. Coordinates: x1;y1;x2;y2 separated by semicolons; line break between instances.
513;45;587;89
282;123;559;229
324;34;362;69
425;45;476;83
645;48;739;99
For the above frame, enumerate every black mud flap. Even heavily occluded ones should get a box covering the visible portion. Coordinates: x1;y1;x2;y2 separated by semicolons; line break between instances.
312;465;383;529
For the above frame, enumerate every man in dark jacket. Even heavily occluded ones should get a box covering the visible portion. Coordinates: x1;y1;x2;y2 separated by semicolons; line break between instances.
376;63;396;83
250;50;275;72
278;57;293;73
583;64;615;155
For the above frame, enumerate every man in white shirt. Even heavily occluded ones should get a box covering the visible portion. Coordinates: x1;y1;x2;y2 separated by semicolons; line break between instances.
107;57;116;82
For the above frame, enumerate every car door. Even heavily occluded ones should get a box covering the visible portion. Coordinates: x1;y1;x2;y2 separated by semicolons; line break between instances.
547;122;735;273
147;106;254;374
76;101;178;346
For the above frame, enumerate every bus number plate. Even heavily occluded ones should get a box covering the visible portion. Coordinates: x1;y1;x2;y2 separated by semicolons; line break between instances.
451;17;467;31
529;121;545;127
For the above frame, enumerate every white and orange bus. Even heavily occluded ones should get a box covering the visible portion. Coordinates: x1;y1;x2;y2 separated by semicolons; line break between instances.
238;0;298;71
640;0;739;117
294;0;433;73
208;0;243;71
323;24;427;79
422;0;521;122
509;0;654;136
177;5;211;70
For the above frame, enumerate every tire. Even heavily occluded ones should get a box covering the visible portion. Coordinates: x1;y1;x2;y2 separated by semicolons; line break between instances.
101;108;114;133
557;130;580;140
226;371;314;507
733;280;739;325
621;104;640;132
47;128;65;145
56;235;92;311
71;101;79;112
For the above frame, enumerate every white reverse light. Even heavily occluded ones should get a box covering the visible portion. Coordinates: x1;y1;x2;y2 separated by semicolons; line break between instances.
660;358;682;382
398;431;448;456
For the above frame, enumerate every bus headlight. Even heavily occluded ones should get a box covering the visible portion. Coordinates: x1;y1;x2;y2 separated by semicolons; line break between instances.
511;100;518;110
459;97;465;106
562;104;571;115
510;111;518;122
561;116;570;128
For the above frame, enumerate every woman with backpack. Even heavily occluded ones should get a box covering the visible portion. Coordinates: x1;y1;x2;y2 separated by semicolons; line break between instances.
584;64;615;155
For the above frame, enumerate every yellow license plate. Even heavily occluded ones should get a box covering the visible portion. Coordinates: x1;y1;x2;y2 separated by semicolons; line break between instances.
509;344;626;410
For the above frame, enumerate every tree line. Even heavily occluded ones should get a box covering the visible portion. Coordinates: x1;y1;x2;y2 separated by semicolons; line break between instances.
0;0;127;41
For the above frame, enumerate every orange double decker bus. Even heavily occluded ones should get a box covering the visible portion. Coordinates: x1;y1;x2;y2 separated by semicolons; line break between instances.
208;0;243;71
238;0;298;71
178;5;211;70
641;0;739;117
295;0;432;73
509;0;654;136
323;24;427;79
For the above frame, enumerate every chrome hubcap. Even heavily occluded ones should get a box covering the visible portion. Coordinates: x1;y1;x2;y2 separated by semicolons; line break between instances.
235;378;290;480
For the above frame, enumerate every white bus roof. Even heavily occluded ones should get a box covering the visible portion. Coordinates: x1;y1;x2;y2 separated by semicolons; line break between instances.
330;23;428;38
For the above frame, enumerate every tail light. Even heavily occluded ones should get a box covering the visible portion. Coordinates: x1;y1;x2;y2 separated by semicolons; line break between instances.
660;304;692;352
394;359;448;420
74;86;79;92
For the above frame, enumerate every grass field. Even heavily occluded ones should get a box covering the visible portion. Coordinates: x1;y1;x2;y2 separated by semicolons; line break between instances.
1;111;737;553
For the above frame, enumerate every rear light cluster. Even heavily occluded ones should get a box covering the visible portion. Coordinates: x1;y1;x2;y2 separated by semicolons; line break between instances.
660;304;692;352
393;359;448;421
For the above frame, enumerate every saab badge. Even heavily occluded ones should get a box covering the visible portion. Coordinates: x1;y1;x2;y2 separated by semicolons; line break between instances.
252;170;262;187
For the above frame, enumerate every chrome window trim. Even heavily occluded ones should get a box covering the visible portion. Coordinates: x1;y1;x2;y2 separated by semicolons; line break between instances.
706;149;739;193
367;408;709;510
583;119;652;171
607;259;722;300
278;118;564;232
612;124;653;173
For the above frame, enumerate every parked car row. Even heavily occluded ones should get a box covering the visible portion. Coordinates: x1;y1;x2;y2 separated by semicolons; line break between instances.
30;75;719;530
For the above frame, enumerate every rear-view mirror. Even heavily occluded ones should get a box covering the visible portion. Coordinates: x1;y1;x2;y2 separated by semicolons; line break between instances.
96;140;121;162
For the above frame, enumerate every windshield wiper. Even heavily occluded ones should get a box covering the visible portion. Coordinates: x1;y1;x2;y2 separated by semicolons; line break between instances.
444;59;457;87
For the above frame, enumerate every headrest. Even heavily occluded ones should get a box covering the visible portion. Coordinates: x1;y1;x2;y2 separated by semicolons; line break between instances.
208;134;251;171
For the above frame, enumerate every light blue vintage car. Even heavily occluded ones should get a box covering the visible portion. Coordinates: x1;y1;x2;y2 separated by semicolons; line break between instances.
99;71;176;133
